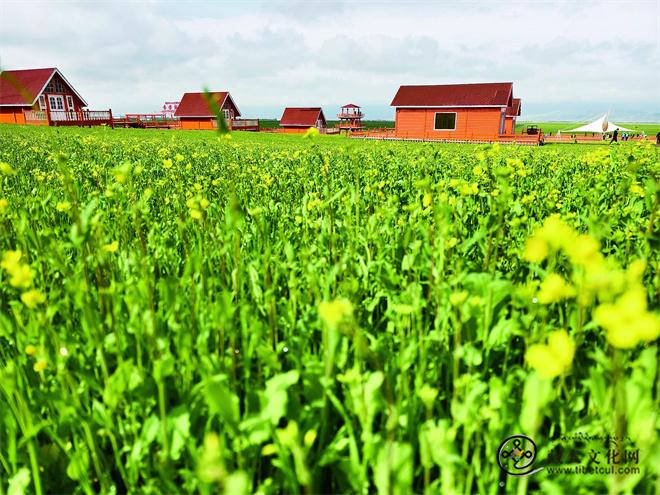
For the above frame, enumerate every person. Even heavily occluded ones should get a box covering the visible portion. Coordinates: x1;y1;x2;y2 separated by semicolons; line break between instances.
656;131;660;145
610;129;618;144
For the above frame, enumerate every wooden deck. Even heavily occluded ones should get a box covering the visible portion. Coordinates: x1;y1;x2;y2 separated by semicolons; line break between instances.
113;114;179;129
348;129;544;145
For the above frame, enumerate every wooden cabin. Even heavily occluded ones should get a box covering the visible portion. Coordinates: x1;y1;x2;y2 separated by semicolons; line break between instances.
174;92;240;130
504;98;521;134
0;67;111;126
279;107;327;133
390;82;518;141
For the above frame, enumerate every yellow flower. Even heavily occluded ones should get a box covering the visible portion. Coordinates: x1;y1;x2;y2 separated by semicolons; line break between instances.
0;162;16;175
56;201;71;212
422;193;432;208
190;209;202;220
304;127;320;139
629;183;644;198
9;264;34;288
1;250;23;272
103;241;119;253
522;236;548;263
162;159;173;169
0;198;8;211
174;154;184;162
33;359;47;372
594;285;660;348
537;273;575;304
21;289;46;309
200;198;210;210
449;291;468;306
537;216;575;250
447;237;459;249
525;330;575;378
25;344;36;356
565;234;601;267
318;298;353;328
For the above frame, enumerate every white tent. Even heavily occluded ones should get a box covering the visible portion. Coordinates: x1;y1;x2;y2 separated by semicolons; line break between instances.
565;114;634;133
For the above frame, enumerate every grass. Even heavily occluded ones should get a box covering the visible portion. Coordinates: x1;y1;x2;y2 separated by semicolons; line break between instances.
0;124;658;494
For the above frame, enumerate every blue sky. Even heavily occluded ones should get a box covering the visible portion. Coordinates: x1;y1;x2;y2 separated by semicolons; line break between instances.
1;0;658;121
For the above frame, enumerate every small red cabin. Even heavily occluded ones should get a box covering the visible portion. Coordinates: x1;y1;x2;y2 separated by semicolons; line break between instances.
174;91;241;130
390;82;518;141
279;107;327;133
504;98;521;134
0;67;111;126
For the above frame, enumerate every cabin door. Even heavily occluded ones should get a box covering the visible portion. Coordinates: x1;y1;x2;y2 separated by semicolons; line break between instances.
48;96;65;120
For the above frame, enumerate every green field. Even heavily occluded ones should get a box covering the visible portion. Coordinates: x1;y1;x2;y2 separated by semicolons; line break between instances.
0;125;658;494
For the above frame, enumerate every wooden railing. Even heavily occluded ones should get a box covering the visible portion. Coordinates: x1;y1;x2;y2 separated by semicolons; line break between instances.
114;114;179;129
229;119;260;131
338;112;364;119
23;110;48;125
24;109;114;128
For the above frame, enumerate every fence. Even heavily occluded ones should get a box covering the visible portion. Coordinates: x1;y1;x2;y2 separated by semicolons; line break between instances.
24;109;114;128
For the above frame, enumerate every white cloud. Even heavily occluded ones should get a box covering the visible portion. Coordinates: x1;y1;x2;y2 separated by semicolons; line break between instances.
0;0;657;120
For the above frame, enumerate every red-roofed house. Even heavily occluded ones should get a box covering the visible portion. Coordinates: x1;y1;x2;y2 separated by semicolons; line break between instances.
174;91;242;130
390;82;517;140
279;107;326;133
0;67;113;127
504;98;521;134
1;68;87;124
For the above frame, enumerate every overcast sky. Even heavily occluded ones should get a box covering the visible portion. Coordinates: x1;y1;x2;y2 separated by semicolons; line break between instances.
1;0;658;121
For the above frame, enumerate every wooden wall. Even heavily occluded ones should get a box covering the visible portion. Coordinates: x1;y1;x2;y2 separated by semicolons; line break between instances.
179;118;215;130
0;109;26;124
394;107;504;140
504;117;516;134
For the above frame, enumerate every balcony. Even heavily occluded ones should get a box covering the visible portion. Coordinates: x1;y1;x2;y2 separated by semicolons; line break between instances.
337;111;364;119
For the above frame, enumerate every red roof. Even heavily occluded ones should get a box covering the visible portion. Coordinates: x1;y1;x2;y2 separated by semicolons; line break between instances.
279;107;326;127
1;68;50;105
174;92;241;117
390;82;513;107
506;98;521;117
341;103;360;109
0;67;87;107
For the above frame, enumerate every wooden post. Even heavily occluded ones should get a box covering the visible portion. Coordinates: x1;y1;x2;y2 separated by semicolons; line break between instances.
45;97;53;127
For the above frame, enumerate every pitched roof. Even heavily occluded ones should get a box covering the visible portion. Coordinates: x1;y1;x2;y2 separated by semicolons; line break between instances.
506;98;521;117
341;103;360;109
0;67;87;107
174;92;240;118
390;82;513;107
279;107;326;127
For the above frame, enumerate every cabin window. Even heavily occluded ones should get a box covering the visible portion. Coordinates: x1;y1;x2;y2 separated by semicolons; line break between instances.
66;96;75;111
223;109;232;120
434;112;456;130
49;96;64;110
39;96;46;110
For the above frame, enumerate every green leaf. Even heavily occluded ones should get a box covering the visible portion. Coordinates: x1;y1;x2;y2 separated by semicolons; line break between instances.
8;467;30;495
374;441;413;495
205;375;240;433
263;370;299;425
203;88;230;135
